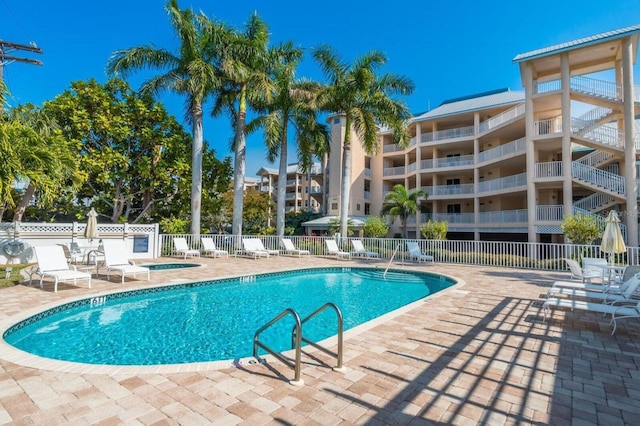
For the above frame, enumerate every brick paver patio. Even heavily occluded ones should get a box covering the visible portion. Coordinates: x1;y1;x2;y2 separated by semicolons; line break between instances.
1;255;639;425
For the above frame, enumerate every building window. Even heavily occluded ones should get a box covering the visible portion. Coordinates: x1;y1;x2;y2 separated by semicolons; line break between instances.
332;203;338;210
364;204;370;215
305;200;308;207
356;204;361;211
447;204;461;214
446;178;460;185
333;118;340;124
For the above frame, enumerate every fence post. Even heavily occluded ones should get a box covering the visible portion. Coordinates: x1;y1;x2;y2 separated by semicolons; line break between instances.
123;223;129;240
72;221;78;242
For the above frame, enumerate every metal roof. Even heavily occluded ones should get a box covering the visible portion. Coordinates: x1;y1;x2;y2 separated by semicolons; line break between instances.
413;89;524;121
256;162;322;176
513;24;640;63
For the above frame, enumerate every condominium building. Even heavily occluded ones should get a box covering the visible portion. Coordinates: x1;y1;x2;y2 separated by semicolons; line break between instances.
256;163;324;216
257;25;640;244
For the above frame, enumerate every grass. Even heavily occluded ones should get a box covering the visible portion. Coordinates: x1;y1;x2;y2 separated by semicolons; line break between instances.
0;264;31;288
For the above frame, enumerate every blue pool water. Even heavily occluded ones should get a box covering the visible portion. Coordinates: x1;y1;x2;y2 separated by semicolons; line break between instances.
4;268;455;366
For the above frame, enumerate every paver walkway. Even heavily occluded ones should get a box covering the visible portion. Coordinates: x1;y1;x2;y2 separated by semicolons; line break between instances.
1;256;639;425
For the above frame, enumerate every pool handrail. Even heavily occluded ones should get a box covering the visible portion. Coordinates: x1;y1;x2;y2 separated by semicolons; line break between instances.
253;308;303;385
294;302;344;371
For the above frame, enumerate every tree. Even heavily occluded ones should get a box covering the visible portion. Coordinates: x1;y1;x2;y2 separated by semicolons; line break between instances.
561;213;601;245
362;216;389;238
213;13;274;237
220;189;273;235
328;217;355;237
380;184;427;238
421;220;448;240
45;78;231;224
313;46;414;239
255;41;329;237
107;0;227;235
0;104;83;222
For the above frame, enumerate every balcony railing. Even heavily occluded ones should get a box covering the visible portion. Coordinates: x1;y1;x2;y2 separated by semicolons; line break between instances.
477;173;527;193
571;118;625;148
573;192;614;211
534;161;563;178
364;168;372;177
383;166;406;176
533;78;562;94
431;213;475;224
286;179;297;186
571;162;626;195
383;143;404;153
364;191;371;200
434;155;474;168
478;104;525;133
478;209;528;223
534;118;562;135
429;183;475;196
478;137;526;163
421;125;475;143
309;186;323;194
285;193;297;200
407;162;417;173
536;205;564;221
571;76;621;100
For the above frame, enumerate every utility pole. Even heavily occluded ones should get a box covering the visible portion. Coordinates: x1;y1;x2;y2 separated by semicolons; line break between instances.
0;39;43;111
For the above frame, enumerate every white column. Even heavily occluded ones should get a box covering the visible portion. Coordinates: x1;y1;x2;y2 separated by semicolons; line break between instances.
473;112;480;241
622;37;638;247
561;53;573;244
524;63;537;243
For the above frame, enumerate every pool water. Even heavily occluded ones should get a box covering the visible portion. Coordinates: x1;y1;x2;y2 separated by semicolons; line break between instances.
4;268;455;366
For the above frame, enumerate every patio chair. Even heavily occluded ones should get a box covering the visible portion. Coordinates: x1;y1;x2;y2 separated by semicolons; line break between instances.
173;237;200;259
242;238;270;259
582;257;607;280
57;243;84;264
281;238;310;257
563;258;602;283
543;298;640;335
326;240;351;260
31;245;92;292
351;240;379;259
254;239;279;256
406;241;434;263
547;266;640;296
545;273;640;305
101;240;150;284
200;237;229;258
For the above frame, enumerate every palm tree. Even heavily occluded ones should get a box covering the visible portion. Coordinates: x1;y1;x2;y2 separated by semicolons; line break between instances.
380;184;427;238
313;46;414;239
107;0;227;236
212;13;274;237
253;42;329;236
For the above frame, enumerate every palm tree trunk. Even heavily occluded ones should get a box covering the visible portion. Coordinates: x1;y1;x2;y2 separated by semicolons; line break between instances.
191;101;203;237
339;120;352;240
322;152;328;215
12;183;36;222
232;86;248;237
276;124;288;236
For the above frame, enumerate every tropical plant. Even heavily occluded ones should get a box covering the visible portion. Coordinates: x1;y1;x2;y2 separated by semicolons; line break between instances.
421;219;448;240
560;213;602;245
212;13;274;237
313;46;413;239
362;216;389;238
328;217;355;237
107;0;227;235
255;41;329;236
380;184;427;238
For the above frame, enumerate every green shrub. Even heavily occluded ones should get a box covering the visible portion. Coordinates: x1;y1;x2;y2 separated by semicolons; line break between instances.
362;217;389;238
421;220;448;240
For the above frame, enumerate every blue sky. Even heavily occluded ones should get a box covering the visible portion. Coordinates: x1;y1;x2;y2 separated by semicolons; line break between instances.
2;0;640;176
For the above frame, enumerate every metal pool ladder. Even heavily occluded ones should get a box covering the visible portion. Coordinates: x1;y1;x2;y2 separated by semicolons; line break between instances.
253;302;344;385
384;243;402;277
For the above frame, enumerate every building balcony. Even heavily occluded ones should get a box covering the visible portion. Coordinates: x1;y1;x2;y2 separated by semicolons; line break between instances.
536;205;564;221
421;125;475;144
478;104;525;133
427;183;475;197
477;173;527;193
478;209;528;223
309;186;323;194
478;137;526;164
383;166;406;176
534;161;563;179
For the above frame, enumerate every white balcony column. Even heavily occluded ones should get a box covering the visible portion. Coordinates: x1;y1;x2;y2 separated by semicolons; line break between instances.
622;36;638;246
524;62;537;243
473;112;480;240
415;125;423;231
561;53;573;243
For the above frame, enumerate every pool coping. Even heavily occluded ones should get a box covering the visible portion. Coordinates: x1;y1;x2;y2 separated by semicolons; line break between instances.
0;266;465;376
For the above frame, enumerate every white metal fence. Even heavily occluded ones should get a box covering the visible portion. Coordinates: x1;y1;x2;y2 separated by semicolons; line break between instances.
158;234;638;271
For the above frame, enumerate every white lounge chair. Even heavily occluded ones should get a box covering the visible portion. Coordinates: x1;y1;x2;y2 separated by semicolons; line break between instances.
101;240;150;284
547;266;640;296
281;238;310;257
57;243;84;264
351;240;379;259
582;257;607;282
406;241;434;263
326;240;351;260
254;239;280;256
31;246;92;292
173;237;200;259
543;299;640;335
546;273;640;305
563;258;602;283
242;238;270;259
201;237;229;258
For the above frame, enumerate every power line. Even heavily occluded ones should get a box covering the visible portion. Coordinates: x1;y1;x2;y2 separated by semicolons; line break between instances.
0;39;43;111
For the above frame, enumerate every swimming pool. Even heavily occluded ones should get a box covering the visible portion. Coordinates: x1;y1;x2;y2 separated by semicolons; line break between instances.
4;267;455;366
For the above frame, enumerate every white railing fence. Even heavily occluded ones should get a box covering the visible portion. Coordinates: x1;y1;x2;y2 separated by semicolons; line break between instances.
478;104;525;133
478;137;526;164
157;234;640;271
571;162;626;195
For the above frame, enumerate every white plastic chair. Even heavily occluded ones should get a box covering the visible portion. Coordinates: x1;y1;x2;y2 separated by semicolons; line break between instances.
281;238;310;257
543;299;640;335
101;240;150;284
350;240;379;259
326;240;351;260
173;237;200;259
242;238;270;259
200;237;229;258
406;242;434;263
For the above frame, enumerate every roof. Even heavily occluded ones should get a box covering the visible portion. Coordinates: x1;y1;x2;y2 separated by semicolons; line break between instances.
301;216;370;228
256;162;322;177
412;89;525;121
513;24;640;63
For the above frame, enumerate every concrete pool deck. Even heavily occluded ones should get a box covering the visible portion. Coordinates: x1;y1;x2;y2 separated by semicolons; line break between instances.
1;255;639;424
